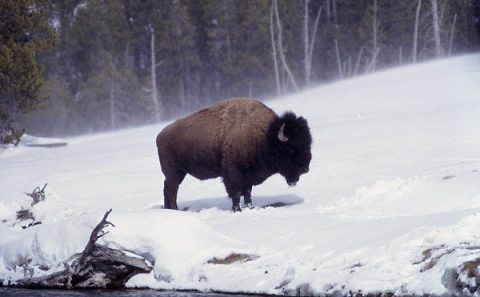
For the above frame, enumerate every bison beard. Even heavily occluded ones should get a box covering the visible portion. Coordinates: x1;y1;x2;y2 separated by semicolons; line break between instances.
156;98;312;212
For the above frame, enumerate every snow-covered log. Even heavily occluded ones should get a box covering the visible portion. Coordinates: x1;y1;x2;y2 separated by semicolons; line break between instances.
9;209;152;289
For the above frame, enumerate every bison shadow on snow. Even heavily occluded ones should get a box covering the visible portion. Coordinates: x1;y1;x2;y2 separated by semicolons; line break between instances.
150;194;304;212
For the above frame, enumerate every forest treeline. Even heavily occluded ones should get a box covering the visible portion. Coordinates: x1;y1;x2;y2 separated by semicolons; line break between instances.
2;0;480;140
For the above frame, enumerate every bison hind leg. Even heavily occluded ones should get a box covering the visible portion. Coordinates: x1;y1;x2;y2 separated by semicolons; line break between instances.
222;170;243;212
163;170;186;210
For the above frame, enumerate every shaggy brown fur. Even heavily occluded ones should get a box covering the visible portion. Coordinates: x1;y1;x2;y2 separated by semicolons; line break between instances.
156;98;312;211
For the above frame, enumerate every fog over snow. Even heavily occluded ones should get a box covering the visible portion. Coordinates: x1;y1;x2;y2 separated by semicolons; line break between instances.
1;54;480;295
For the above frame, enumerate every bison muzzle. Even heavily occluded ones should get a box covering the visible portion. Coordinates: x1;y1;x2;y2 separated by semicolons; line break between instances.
156;98;312;212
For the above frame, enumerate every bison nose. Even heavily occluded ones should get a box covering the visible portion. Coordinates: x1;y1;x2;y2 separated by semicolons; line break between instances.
303;167;309;174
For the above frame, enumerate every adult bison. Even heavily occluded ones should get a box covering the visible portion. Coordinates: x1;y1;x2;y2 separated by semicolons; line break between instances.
156;98;312;212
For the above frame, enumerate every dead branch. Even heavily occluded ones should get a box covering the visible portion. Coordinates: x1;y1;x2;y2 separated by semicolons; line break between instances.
75;209;114;270
25;183;47;206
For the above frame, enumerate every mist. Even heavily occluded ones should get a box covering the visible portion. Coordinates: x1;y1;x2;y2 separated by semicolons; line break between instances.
16;0;480;138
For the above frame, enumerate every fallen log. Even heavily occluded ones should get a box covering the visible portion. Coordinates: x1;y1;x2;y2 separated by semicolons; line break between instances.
11;209;152;289
26;142;68;148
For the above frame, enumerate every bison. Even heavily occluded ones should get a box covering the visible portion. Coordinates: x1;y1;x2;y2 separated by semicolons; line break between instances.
156;98;312;212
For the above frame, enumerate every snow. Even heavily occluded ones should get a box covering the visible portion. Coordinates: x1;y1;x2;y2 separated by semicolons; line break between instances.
1;54;480;295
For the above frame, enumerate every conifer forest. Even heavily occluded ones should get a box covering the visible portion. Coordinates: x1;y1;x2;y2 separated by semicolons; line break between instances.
1;0;480;141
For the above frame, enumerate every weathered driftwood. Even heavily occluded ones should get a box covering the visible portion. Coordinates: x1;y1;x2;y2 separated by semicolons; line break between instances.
12;209;152;289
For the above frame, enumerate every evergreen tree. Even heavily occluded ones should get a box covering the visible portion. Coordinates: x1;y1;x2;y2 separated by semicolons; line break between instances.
11;0;480;138
0;0;55;144
223;1;272;98
68;0;144;132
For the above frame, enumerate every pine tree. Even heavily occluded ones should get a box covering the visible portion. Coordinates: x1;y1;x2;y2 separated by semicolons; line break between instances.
0;0;55;144
10;0;480;137
69;0;145;132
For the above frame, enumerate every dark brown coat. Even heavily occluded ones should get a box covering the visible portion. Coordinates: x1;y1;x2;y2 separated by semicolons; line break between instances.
156;98;312;211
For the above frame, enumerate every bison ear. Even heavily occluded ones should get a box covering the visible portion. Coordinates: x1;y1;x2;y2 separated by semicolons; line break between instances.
278;123;288;142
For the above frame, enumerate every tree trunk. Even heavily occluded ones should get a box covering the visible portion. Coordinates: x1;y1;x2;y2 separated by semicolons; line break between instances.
304;1;322;88
371;0;378;71
309;6;322;79
448;14;457;56
270;3;281;97
334;38;343;79
273;0;299;91
178;77;186;110
326;0;330;22
150;29;161;122
110;82;115;130
412;0;422;63
430;0;442;57
332;0;337;23
353;47;364;76
304;0;310;87
399;46;403;65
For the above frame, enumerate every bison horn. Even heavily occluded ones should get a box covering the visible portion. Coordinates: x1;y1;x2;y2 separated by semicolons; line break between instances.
278;123;288;142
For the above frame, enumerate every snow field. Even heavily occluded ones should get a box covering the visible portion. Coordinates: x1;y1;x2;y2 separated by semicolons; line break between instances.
1;54;480;295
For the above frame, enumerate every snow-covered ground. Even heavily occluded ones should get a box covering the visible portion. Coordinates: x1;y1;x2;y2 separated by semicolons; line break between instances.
1;54;480;295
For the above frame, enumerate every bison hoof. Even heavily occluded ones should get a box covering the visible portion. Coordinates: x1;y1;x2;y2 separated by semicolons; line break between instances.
244;203;254;209
232;205;242;212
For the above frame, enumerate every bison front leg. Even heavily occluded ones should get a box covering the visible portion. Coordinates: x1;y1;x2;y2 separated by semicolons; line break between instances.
242;185;254;209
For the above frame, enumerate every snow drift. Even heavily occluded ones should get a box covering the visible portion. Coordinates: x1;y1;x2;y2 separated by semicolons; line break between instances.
1;54;480;295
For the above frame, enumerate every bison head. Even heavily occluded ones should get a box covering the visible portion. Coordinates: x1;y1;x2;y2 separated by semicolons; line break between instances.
269;112;312;186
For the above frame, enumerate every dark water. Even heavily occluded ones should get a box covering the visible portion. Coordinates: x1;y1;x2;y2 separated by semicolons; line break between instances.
0;288;265;297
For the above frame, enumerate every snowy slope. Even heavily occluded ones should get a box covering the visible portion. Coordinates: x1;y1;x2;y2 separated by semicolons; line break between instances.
1;54;480;295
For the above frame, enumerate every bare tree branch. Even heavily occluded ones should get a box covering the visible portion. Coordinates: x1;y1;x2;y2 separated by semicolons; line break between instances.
76;209;115;271
25;183;47;206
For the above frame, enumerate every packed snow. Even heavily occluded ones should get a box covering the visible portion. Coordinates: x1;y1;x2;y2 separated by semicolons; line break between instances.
1;54;480;295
